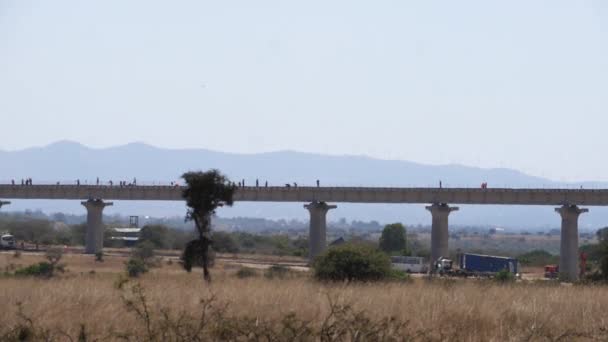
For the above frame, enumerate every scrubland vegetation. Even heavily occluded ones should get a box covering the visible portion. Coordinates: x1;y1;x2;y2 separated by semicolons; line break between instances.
4;204;608;340
1;253;608;341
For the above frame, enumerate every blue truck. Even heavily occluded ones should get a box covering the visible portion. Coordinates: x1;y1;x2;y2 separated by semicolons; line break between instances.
459;253;518;276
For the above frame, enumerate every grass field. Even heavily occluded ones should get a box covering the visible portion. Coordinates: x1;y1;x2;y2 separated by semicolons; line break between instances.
1;252;608;341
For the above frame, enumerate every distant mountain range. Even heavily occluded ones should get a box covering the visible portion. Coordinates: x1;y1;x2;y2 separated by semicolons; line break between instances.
1;141;607;230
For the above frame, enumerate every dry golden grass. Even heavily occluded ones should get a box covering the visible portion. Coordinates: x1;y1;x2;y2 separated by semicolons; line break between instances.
1;252;608;341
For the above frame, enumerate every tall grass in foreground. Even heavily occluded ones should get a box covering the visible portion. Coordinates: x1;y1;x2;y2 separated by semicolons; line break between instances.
2;253;608;341
1;273;608;341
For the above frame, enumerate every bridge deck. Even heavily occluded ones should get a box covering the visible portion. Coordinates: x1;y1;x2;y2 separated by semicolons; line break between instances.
1;185;608;206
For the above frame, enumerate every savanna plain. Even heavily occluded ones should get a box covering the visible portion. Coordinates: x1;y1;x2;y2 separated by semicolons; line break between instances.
1;252;608;341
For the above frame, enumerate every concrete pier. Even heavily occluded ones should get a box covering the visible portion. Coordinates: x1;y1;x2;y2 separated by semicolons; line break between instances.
82;199;113;254
305;201;336;262
426;203;459;267
555;205;588;281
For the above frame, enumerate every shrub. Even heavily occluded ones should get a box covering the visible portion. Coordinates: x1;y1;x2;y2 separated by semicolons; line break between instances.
389;269;412;282
14;262;54;277
133;241;155;263
313;244;391;282
495;269;515;283
235;267;257;278
125;258;148;278
179;247;216;269
15;248;65;278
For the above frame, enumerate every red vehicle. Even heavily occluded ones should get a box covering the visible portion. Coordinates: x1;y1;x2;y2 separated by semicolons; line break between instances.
544;265;559;279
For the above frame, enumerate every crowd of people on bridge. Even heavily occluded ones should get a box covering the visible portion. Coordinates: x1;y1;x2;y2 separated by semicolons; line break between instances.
12;178;33;186
8;178;327;188
231;179;321;189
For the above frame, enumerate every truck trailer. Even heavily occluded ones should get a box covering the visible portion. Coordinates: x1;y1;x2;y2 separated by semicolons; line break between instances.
434;253;518;277
459;253;518;276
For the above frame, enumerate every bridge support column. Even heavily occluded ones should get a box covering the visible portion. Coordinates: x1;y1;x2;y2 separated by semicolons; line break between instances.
82;199;113;254
305;201;336;263
426;203;459;267
555;205;588;282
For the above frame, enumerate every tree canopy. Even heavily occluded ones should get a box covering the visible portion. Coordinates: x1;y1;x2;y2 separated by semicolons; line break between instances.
379;223;407;254
181;169;235;282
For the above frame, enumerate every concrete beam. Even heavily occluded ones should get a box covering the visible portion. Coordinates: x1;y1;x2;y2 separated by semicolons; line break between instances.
4;185;608;206
555;205;588;282
82;199;113;254
305;201;337;263
426;203;459;267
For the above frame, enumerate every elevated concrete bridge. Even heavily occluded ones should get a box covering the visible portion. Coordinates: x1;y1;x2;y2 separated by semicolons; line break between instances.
0;184;603;281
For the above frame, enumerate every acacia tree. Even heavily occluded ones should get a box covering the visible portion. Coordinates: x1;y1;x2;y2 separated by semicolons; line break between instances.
181;170;235;282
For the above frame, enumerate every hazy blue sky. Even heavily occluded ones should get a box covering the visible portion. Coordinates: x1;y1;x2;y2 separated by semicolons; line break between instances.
1;1;607;181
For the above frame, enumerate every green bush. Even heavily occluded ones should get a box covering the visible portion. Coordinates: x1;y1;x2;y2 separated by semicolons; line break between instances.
313;244;391;282
15;247;66;278
14;262;54;277
126;258;148;278
495;269;515;283
235;267;257;278
389;269;411;282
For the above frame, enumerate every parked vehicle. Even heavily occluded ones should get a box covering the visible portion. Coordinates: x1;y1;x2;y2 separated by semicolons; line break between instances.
459;253;518;276
391;256;428;273
0;234;16;250
433;256;454;275
544;264;559;279
433;253;518;277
